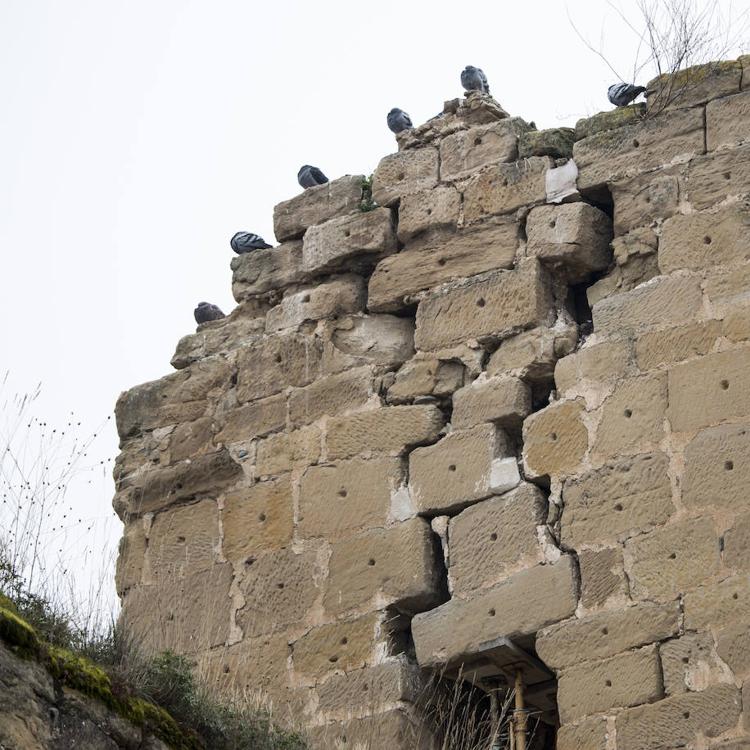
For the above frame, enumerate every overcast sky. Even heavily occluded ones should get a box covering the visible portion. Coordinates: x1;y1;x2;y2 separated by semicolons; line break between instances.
1;0;748;610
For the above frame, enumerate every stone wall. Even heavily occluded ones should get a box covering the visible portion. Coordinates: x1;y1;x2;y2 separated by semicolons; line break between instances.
114;57;750;749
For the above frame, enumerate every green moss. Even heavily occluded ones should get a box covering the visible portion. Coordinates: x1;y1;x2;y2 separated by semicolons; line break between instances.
519;127;575;158
647;59;742;90
46;645;115;706
575;104;646;140
0;593;19;614
0;605;39;656
128;698;203;750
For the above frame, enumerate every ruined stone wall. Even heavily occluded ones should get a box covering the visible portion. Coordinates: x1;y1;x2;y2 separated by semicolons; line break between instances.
114;57;750;749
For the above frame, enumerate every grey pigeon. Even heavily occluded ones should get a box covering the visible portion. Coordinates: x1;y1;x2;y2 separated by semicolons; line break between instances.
461;65;490;95
230;231;272;254
194;302;225;325
608;83;647;107
297;165;329;189
387;108;413;134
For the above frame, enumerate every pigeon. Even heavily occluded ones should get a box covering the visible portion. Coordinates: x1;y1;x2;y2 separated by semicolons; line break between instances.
608;83;647;107
230;231;272;254
297;165;329;189
387;108;413;134
194;302;225;325
461;65;490;95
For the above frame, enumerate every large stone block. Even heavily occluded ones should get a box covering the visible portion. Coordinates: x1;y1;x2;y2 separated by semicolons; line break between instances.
216;394;287;444
255;425;321;476
615;684;741;750
526;203;612;282
562;452;673;548
324;517;442;616
556;716;609;750
368;219;518;313
579;547;628;609
462;157;551;223
668;347;750;432
554;339;633;393
115;521;147;595
626;518;720;602
273;175;365;242
686;145;750;210
519;127;575;159
522;400;588;479
536;602;680;670
724;511;750;571
414;261;554;351
575;104;646;140
706;262;750;310
409;424;511;515
661;633;731;695
166;417;215;464
325;404;444;460
221;477;294;563
327;314;415;369
684;575;750;630
372;148;439;207
646;60;742;111
231;241;306;301
412;558;578;667
558;645;663;723
301;208;397;274
387;358;465;404
707;91;750;150
397;187;461;243
451;375;531;430
611;169;682;235
716;623;750;678
634;320;721;370
448;483;547;595
298;456;404;539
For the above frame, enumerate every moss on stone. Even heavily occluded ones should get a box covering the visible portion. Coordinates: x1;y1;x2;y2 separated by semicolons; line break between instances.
128;698;203;750
0;605;39;656
0;593;19;614
575;104;646;141
519;127;575;159
647;59;742;91
46;645;115;706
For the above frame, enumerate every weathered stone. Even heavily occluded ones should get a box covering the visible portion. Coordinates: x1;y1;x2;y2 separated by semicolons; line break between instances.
167;417;215;463
397;187;461;243
455;91;510;124
519;127;575;159
558;645;663;723
707;91;750;150
611;169;682;235
586;255;661;307
451;375;531;430
523;399;588;478
324;518;442;616
615;684;741;750
448;483;547;595
222;478;294;563
627;518;720;602
216;393;287;444
273;175;365;242
668;347;750;432
536;602;680;670
462;157;551;223
414;261;554;351
575;104;646;140
387;358;465;403
562;452;673;547
302;209;397;274
409;424;510;514
635;320;721;370
685;575;750;630
298;456;404;540
372;148;439;207
556;716;609;750
326;404;444;460
554;339;633;393
723;303;750;342
686;145;750;210
579;547;628;609
115;520;147;595
231;241;307;301
368;219;518;313
725;511;750;571
265;275;366;333
716;623;750;678
661;632;731;695
412;558;578;667
327;314;415;368
706;262;750;309
574;106;704;190
647;60;742;111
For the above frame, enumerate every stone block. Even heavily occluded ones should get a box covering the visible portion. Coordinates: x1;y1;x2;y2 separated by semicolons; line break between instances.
448;483;547;595
328;314;415;368
668;347;750;432
451;375;531;430
611;169;682;235
115;521;147;595
684;575;750;630
519;127;575;159
265;275;366;333
575;103;646;140
166;417;215;463
301;208;397;274
324;517;442;616
646;60;742;112
439;118;529;180
593;373;667;459
707;91;750;150
255;425;321;476
562;452;673;548
573;106;704;190
706;262;750;309
724;303;750;342
592;274;702;335
661;633;731;695
716;623;750;678
659;205;750;273
372;148;439;207
556;716;609;750
686;145;750;210
397;187;461;243
586;255;661;307
725;512;750;571
409;424;511;514
579;547;628;609
615;684;741;750
554;339;633;393
216;394;287;444
414;261;554;351
558;645;663;723
412;558;578;667
298;456;404;540
231;241;307;301
326;404;444;460
526;203;612;281
522;399;588;478
273;174;365;242
627;518;720;602
237;546;322;637
222;477;294;563
462;156;551;223
635;321;721;370
368;219;518;313
536;601;680;670
387;358;465;403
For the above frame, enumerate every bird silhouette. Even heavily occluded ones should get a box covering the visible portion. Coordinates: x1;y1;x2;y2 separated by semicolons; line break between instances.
194;302;225;324
387;108;413;134
298;165;329;189
608;83;647;107
461;66;490;94
230;232;272;254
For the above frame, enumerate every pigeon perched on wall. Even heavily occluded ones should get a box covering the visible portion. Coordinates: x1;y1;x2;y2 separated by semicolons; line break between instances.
461;66;490;95
387;108;413;134
297;165;329;189
230;232;272;254
194;302;225;324
607;83;647;107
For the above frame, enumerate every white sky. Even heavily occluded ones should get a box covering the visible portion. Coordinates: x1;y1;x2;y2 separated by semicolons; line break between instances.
1;0;748;610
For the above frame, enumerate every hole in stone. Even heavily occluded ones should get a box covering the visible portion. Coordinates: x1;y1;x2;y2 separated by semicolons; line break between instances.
669;552;677;559
476;298;486;307
488;608;496;617
338;488;348;497
683;711;690;719
368;558;376;566
490;532;498;541
177;535;186;543
341;637;348;645
397;172;405;181
223;665;230;674
274;354;282;364
258;513;267;522
721;379;729;390
175;483;183;490
549;219;556;228
230;373;238;386
438;257;447;266
733;592;739;600
602;627;609;635
605;679;612;687
725;460;734;470
276;582;285;589
614;503;624;512
301;294;311;303
448;464;457;472
645;196;651;203
427;208;433;215
682;656;690;664
245;556;256;566
502;178;509;187
329;655;339;663
474;137;483;146
550;433;558;441
632;139;640;147
344;230;351;237
362;684;369;691
624;409;633;418
704;236;712;245
724;172;731;180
